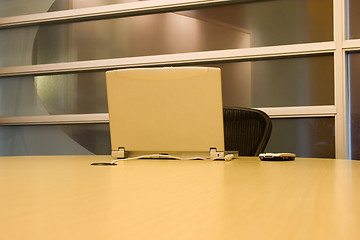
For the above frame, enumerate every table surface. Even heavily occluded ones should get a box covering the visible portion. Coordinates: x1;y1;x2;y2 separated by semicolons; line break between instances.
1;156;360;240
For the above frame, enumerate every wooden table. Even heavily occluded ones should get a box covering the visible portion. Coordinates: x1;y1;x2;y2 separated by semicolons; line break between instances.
1;156;359;240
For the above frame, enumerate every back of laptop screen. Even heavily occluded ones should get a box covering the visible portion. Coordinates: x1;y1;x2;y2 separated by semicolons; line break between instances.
106;67;224;155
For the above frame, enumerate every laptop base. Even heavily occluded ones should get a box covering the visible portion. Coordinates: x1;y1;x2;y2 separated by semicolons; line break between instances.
111;148;237;160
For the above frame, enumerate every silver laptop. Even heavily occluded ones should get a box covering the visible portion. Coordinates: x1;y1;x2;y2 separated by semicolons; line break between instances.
106;67;225;159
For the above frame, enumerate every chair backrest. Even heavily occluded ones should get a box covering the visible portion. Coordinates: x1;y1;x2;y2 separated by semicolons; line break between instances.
223;107;272;156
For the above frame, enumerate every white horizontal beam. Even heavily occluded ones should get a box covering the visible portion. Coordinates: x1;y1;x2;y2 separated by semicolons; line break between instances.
0;105;336;126
258;105;336;118
0;113;109;126
342;39;360;51
0;42;335;77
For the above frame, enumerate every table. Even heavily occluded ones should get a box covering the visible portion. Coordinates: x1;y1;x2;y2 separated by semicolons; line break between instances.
1;156;360;240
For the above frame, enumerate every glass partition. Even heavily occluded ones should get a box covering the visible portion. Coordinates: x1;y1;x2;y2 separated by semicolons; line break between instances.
0;54;333;116
265;117;335;158
0;124;110;156
0;0;337;158
347;52;360;160
0;74;108;116
346;0;360;39
206;55;334;108
0;0;333;67
0;0;137;18
0;118;334;158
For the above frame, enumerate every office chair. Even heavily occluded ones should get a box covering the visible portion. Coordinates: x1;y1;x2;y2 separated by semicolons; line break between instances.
223;107;272;156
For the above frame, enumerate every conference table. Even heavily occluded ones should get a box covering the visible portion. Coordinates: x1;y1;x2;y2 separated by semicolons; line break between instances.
1;155;359;240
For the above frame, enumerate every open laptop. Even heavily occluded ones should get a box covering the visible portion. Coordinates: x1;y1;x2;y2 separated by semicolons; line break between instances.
106;67;226;160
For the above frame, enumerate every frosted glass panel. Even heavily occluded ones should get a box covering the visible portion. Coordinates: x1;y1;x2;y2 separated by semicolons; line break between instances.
0;0;136;17
0;118;334;158
31;12;250;66
0;0;55;17
205;55;334;108
347;53;360;160
0;0;332;67
0;76;50;116
0;74;108;116
265;117;335;158
181;0;333;48
0;124;110;156
58;124;111;155
34;72;108;115
347;0;360;39
0;54;333;116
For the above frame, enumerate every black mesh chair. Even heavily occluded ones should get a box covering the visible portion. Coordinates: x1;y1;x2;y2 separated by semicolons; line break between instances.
223;107;272;156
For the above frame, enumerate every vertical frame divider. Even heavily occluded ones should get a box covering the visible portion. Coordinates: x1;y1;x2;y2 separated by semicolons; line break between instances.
334;0;347;159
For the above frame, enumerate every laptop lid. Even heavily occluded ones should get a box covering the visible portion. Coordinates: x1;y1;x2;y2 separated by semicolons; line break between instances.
106;67;224;158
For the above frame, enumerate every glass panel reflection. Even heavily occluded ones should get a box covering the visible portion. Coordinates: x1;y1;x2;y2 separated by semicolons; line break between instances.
31;11;250;66
0;0;333;67
347;53;360;160
0;74;108;116
35;72;108;115
0;118;334;158
0;124;110;156
347;0;360;39
180;0;333;48
0;0;57;17
0;0;136;18
0;54;333;116
205;55;334;108
58;124;111;155
265;117;335;158
0;76;50;116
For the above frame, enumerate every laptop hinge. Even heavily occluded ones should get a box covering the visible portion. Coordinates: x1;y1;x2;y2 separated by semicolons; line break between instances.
210;148;224;160
112;147;125;159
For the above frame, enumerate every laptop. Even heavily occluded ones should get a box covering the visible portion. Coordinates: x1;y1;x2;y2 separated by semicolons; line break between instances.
106;67;226;159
